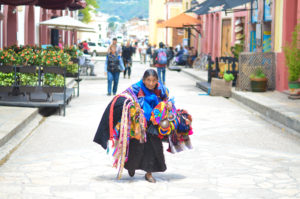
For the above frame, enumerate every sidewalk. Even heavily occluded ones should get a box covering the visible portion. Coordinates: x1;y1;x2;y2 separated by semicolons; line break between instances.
181;68;300;134
0;78;77;163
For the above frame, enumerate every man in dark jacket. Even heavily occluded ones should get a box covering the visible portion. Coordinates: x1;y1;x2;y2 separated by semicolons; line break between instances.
122;41;134;79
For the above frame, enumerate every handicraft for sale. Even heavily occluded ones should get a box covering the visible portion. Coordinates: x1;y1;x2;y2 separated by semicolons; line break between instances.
150;100;194;153
108;92;147;179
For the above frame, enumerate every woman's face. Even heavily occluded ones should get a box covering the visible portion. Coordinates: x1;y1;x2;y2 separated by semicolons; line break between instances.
143;76;158;90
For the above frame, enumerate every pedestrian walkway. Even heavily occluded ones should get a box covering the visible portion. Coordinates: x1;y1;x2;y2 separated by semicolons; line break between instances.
181;68;300;134
0;78;77;163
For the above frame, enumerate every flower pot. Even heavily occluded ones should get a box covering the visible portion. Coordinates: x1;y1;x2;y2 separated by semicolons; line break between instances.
250;77;268;92
0;86;13;92
288;81;300;95
0;66;14;73
42;86;64;93
43;66;65;74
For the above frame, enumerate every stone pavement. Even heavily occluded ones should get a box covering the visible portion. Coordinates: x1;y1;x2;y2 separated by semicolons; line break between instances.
0;62;300;199
0;78;77;164
181;68;300;134
0;62;300;198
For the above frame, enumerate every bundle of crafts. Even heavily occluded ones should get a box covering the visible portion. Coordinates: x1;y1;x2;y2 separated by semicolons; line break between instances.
150;101;193;153
94;91;147;179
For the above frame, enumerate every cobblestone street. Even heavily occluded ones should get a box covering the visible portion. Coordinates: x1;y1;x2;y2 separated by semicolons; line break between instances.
0;62;300;199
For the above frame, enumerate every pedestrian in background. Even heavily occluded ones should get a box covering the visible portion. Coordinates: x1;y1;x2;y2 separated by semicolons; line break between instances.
105;46;125;96
122;40;134;79
153;42;168;84
167;46;175;67
140;41;147;64
108;38;122;56
82;41;89;54
146;44;152;64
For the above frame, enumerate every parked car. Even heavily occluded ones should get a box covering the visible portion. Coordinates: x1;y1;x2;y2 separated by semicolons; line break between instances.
87;42;108;57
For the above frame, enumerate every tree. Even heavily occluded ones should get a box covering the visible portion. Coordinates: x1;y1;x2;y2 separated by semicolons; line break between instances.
79;0;99;23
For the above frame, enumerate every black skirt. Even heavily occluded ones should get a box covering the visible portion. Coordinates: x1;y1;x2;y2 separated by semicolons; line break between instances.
124;134;167;173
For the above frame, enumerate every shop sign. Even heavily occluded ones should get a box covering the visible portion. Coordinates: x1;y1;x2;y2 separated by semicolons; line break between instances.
251;0;259;23
263;31;272;52
250;31;257;52
256;23;262;47
264;0;272;22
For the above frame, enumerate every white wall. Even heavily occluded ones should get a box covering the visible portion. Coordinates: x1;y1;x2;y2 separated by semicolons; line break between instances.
35;7;40;45
17;6;25;45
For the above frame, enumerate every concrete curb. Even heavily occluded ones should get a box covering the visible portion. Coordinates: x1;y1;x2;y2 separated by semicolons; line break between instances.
0;78;75;163
231;92;300;133
181;68;300;134
0;109;44;164
0;109;38;148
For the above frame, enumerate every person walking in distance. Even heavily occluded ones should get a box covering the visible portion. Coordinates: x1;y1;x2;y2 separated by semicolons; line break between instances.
153;42;168;84
105;46;125;96
122;40;134;79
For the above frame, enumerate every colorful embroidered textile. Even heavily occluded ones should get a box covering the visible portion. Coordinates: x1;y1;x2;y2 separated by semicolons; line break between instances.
108;92;147;179
130;80;169;121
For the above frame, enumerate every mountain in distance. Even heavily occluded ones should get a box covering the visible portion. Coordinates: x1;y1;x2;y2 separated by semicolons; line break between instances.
96;0;148;22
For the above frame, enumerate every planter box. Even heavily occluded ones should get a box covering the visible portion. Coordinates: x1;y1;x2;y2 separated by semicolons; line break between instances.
42;86;64;93
19;86;37;93
66;72;78;78
0;66;14;73
43;66;65;74
210;78;232;98
19;66;37;73
0;86;13;92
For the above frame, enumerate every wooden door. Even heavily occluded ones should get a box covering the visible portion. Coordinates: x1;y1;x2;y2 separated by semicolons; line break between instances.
221;19;232;56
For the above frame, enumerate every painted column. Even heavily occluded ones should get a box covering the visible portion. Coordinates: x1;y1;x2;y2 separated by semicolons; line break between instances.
6;6;17;47
39;8;48;45
25;6;35;46
277;0;298;91
207;14;214;56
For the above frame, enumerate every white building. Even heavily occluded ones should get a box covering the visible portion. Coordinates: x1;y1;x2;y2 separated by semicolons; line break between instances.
125;17;149;41
79;11;110;43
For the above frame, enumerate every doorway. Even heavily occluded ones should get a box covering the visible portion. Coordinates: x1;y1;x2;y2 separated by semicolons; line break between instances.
221;19;232;56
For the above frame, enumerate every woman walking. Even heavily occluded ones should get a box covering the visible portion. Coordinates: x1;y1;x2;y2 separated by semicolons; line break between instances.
94;69;193;183
105;46;125;96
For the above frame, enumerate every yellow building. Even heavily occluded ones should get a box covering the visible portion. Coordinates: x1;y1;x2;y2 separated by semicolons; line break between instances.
149;0;166;46
149;0;184;47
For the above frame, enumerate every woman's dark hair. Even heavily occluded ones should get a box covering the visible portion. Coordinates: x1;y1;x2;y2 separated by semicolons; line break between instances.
142;69;158;80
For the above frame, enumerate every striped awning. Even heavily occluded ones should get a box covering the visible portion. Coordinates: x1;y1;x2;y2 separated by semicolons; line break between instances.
187;0;253;15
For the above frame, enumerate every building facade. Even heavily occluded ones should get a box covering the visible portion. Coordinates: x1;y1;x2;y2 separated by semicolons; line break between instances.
0;5;79;48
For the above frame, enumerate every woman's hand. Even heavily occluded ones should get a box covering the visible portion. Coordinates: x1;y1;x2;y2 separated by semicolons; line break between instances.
167;101;173;110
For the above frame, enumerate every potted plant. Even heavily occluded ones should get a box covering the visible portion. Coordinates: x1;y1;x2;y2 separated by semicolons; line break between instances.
283;23;300;96
250;67;268;92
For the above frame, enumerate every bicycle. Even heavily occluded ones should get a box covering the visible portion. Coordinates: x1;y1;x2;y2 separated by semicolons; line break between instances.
193;53;208;70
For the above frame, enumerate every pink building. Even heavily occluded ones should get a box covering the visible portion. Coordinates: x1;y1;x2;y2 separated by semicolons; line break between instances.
0;3;82;48
277;0;300;91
